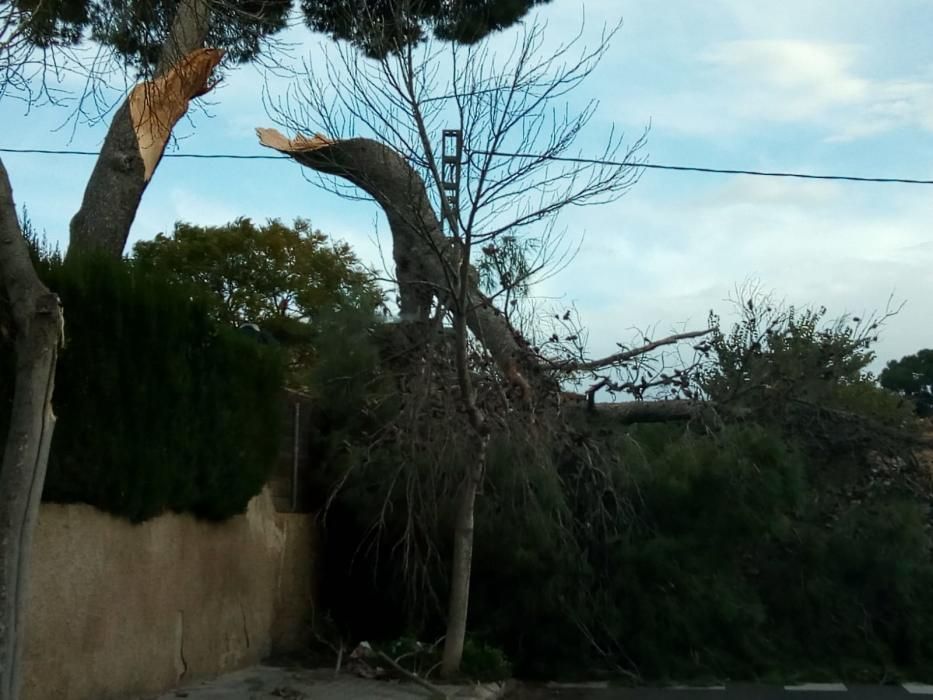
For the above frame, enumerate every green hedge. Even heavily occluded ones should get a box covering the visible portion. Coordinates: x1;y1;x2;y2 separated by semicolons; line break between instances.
468;423;933;682
283;299;933;683
0;252;284;522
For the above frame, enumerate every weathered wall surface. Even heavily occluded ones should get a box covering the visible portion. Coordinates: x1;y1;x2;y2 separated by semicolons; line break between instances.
21;488;317;700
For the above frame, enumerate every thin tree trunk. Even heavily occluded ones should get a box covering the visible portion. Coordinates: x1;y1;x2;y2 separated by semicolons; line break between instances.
441;477;478;678
67;0;215;259
0;159;62;700
441;230;488;677
440;437;486;678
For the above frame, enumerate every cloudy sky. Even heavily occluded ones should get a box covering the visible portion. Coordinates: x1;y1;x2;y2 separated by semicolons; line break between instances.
1;0;931;371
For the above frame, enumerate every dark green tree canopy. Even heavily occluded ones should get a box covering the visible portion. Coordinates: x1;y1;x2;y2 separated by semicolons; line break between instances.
301;0;553;58
880;348;933;416
132;217;383;381
14;0;291;68
14;0;552;70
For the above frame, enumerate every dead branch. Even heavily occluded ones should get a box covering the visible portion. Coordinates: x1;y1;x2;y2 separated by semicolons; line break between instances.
558;329;713;373
564;397;706;424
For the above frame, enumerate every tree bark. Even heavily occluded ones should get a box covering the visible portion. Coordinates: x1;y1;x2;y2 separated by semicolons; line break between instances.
68;0;216;259
578;398;705;423
155;0;213;77
0;159;62;700
440;275;490;676
441;460;481;678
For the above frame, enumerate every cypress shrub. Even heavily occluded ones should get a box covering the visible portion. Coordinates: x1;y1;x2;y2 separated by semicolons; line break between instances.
0;252;284;522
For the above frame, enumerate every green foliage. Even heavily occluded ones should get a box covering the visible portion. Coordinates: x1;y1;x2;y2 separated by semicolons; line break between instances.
830;379;916;427
880;349;933;417
15;0;551;70
133;217;380;327
470;423;933;682
133;217;383;379
1;250;285;522
475;234;541;312
15;0;290;70
702;300;876;412
461;639;513;682
316;388;933;682
301;0;552;58
300;287;933;684
375;636;511;682
698;296;918;454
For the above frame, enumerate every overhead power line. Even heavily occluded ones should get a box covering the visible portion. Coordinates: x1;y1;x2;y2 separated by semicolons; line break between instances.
1;145;931;185
467;150;933;185
0;146;286;160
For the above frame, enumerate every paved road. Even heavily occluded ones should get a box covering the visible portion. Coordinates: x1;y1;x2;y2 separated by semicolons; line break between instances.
156;666;933;699
507;682;933;700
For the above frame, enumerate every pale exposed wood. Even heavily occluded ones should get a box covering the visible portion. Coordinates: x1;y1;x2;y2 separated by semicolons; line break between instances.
256;128;334;153
129;48;223;183
69;0;216;259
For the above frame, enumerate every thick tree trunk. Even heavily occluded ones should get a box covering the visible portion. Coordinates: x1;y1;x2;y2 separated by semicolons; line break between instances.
577;398;705;423
257;129;539;396
0;159;62;700
155;0;213;77
68;0;216;259
257;132;742;429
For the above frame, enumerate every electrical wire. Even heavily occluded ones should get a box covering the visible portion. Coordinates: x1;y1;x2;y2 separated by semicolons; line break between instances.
465;150;933;185
1;145;931;185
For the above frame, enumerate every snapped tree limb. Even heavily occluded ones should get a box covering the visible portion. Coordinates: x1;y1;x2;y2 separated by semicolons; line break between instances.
558;329;712;373
257;128;540;398
68;0;218;259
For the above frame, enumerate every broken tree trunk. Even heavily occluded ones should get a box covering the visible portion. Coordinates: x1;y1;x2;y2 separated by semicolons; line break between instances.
0;159;63;700
257;128;540;397
256;129;723;428
68;0;218;259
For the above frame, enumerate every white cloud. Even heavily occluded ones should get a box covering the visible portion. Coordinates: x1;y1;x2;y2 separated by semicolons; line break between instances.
631;37;933;141
534;175;933;371
702;40;868;120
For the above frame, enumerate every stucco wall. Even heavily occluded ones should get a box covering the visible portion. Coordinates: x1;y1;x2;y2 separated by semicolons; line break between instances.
21;488;317;700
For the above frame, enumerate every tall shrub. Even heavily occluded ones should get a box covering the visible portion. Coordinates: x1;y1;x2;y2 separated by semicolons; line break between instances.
1;252;284;522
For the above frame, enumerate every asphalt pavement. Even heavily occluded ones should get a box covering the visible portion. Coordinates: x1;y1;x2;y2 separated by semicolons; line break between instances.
506;682;933;700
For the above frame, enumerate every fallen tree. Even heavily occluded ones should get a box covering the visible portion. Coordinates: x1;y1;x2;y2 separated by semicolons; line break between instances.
258;16;716;675
257;128;715;417
258;14;931;675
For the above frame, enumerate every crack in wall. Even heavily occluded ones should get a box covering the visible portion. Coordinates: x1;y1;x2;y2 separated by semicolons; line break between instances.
175;610;188;681
239;601;251;650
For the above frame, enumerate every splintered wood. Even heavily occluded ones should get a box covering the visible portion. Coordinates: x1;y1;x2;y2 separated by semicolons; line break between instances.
129;48;224;181
256;128;335;153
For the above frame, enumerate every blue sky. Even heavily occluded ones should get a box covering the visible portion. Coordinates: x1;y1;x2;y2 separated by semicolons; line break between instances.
1;0;931;371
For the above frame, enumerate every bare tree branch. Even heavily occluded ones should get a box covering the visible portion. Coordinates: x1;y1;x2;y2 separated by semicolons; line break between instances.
557;329;713;373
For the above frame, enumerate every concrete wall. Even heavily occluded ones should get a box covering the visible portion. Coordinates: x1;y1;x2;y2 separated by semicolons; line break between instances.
21;488;317;700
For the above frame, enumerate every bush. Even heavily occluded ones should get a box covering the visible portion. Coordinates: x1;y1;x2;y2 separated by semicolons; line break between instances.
1;252;285;522
830;380;916;427
880;349;933;417
295;291;933;683
473;423;933;682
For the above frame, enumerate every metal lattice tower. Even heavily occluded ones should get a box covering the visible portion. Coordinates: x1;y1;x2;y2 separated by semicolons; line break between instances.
441;129;463;236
